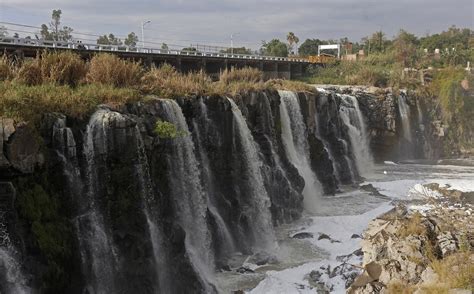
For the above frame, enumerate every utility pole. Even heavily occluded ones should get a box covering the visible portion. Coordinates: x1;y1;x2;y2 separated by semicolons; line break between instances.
231;32;239;54
141;20;151;48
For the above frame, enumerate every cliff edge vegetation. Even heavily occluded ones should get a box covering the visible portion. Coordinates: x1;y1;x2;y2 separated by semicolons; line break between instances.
0;51;313;123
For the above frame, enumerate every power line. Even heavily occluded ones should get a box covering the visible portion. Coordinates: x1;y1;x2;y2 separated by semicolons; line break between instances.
0;21;260;49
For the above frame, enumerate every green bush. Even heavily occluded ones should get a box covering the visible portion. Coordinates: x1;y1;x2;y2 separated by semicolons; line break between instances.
154;120;187;139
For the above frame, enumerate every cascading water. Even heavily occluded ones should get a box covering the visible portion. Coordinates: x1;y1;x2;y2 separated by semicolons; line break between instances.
416;98;424;131
0;248;29;294
278;90;323;213
338;94;374;177
132;120;170;293
315;89;356;183
159;99;216;291
78;110;118;294
0;193;30;294
227;98;276;252
193;99;236;255
398;93;413;142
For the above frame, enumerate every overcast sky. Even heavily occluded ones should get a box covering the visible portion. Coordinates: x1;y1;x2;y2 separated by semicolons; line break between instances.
1;0;473;49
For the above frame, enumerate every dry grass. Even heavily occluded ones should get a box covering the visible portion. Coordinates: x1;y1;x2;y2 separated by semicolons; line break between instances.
430;251;474;290
0;81;140;122
15;58;43;86
266;79;316;93
86;53;143;87
219;67;263;84
15;51;87;86
38;51;87;86
1;55;320;122
386;281;415;294
141;63;211;98
0;54;15;81
397;212;427;238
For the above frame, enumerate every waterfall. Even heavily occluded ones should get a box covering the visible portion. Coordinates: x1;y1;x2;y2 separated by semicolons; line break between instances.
338;94;374;177
159;99;216;291
132;121;170;294
0;248;30;294
78;110;118;294
398;93;413;142
193;99;236;255
0;195;30;294
278;90;323;213
416;98;424;131
227;98;276;251
315;89;356;184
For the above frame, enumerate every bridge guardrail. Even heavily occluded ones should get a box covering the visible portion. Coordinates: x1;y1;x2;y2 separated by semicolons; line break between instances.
0;37;308;63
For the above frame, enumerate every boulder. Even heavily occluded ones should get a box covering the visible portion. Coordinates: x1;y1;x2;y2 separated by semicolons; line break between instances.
5;123;43;173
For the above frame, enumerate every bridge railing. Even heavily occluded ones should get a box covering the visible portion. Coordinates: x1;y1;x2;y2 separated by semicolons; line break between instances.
0;37;308;63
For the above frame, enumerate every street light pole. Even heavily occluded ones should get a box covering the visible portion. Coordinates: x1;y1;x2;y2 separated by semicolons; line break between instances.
141;20;151;48
230;32;239;55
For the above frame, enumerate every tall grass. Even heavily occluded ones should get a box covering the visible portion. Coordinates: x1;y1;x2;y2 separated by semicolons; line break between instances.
219;67;263;84
0;54;15;81
15;51;87;86
86;53;143;87
141;63;211;98
1;53;314;122
0;81;140;122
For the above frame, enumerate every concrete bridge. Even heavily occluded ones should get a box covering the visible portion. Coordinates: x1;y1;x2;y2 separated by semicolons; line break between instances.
0;38;310;80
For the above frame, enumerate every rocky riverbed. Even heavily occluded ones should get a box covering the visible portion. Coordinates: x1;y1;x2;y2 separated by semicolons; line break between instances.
218;162;474;293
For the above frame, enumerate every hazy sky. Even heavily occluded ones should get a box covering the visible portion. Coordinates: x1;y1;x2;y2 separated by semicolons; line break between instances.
1;0;473;49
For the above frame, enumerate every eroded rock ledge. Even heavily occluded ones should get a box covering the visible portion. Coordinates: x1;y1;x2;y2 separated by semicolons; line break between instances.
349;187;473;294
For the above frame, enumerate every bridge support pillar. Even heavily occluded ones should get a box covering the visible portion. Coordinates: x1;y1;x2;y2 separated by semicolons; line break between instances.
277;63;291;79
290;63;303;79
176;58;182;72
262;62;278;80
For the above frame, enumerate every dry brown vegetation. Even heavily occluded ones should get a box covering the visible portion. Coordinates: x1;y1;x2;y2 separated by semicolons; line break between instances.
86;53;143;87
0;52;314;122
15;51;87;86
397;212;427;238
0;54;15;81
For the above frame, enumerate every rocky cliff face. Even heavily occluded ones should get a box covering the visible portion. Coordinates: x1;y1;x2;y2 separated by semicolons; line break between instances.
0;87;451;293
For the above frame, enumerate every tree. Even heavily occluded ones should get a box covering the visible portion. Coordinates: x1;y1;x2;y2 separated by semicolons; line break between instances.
287;32;300;55
260;39;288;57
369;31;387;52
220;47;252;55
124;32;138;47
298;38;325;56
161;43;169;50
393;29;419;67
41;9;74;41
181;47;198;53
50;9;62;40
97;34;122;45
40;24;52;40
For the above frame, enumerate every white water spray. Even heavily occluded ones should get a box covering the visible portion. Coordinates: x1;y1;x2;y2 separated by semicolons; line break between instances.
278;90;323;213
338;94;374;177
159;99;216;291
227;98;276;252
398;94;413;142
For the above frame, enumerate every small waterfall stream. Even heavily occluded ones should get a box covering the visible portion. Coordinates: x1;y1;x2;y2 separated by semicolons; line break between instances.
159;99;216;291
0;248;29;294
193;99;236;255
227;98;276;252
79;110;118;294
338;94;374;177
278;90;323;213
398;93;413;142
